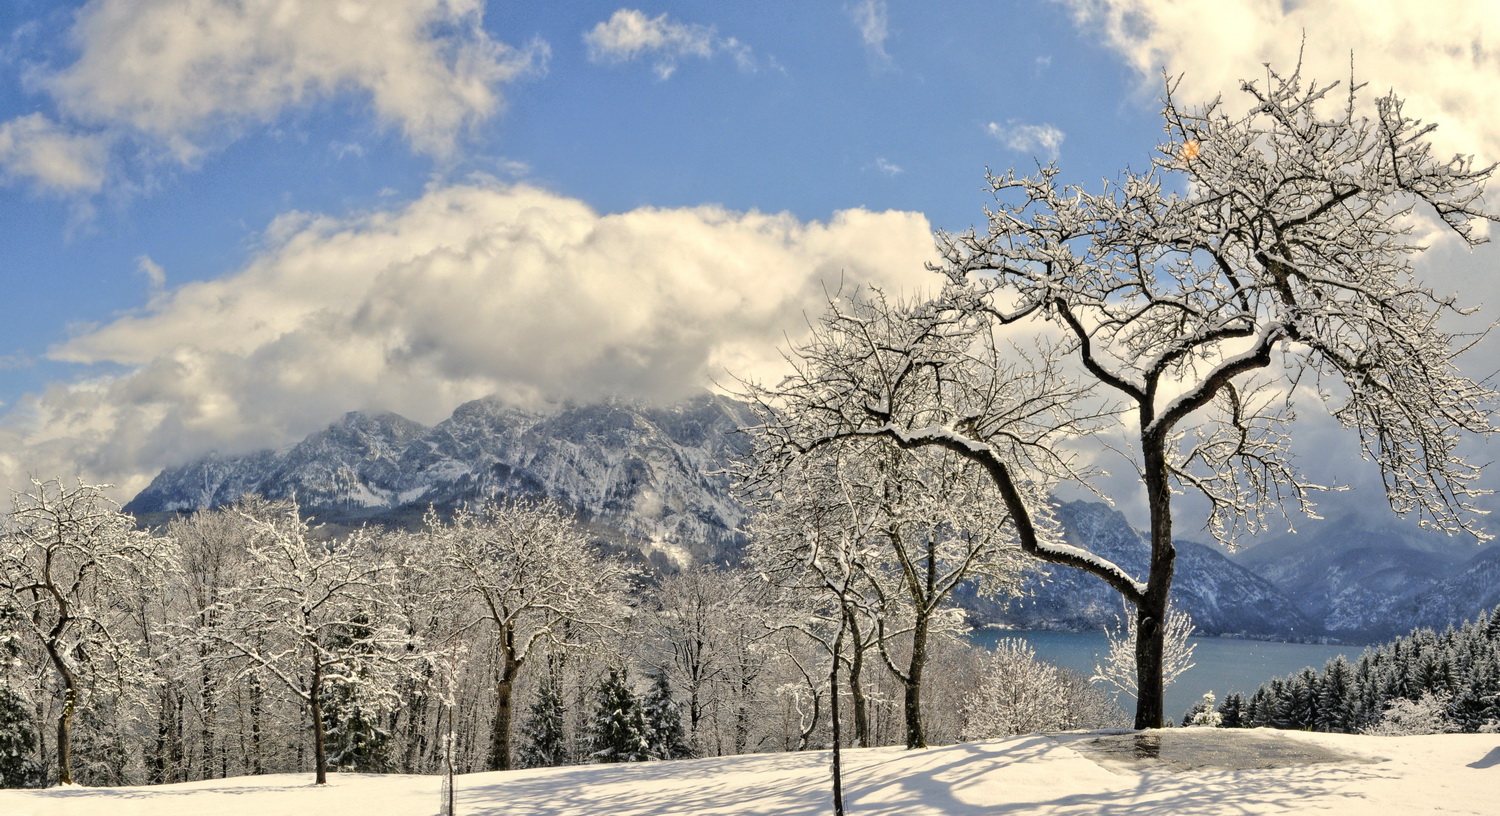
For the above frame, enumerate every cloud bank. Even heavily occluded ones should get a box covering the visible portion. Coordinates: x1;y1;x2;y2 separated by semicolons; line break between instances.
1;184;937;497
0;0;545;192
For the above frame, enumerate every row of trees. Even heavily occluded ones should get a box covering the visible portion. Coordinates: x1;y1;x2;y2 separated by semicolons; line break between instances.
0;478;1124;789
1198;604;1500;735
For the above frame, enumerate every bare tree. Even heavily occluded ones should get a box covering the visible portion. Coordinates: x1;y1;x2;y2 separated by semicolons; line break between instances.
428;499;631;771
191;500;413;785
746;437;1026;749
745;63;1498;728
0;479;176;785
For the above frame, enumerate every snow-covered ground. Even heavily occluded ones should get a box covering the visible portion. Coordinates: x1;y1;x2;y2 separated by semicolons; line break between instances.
3;730;1496;816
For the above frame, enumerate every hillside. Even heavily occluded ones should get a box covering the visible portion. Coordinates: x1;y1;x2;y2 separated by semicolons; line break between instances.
1;730;1493;816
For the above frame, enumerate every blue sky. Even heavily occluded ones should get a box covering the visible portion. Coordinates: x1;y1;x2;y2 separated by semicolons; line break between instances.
0;0;1497;521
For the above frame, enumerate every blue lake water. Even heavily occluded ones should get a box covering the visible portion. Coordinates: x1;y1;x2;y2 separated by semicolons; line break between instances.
970;628;1357;722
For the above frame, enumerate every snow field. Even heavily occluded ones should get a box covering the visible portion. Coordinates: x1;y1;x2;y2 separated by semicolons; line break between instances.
2;730;1496;816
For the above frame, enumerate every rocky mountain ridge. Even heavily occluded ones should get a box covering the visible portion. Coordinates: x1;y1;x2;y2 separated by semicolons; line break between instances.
126;394;755;569
127;394;1495;642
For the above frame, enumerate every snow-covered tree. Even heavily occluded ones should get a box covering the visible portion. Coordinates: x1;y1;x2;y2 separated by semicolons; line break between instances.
429;498;631;772
0;688;41;788
961;638;1125;738
744;62;1498;728
589;668;647;763
640;669;689;761
1092;604;1195;702
517;668;569;769
1364;691;1454;736
1182;691;1222;727
648;566;765;754
0;479;176;785
745;437;1025;749
190;500;414;785
1216;692;1246;729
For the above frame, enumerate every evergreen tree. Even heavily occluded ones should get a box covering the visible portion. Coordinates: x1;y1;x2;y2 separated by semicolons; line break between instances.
1316;656;1356;733
589;669;647;763
641;670;690;760
518;673;569;769
319;612;393;773
0;688;41;789
1216;692;1245;729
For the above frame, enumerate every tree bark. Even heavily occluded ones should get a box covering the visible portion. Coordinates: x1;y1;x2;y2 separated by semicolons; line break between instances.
311;659;328;784
844;608;870;748
487;650;523;771
1136;445;1176;730
904;615;929;748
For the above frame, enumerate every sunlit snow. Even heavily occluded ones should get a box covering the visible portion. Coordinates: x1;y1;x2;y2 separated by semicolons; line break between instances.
3;730;1494;816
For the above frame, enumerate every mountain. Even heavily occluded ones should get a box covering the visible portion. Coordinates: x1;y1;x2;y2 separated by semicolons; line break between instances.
125;394;755;568
1232;513;1497;641
128;395;1492;642
968;501;1317;639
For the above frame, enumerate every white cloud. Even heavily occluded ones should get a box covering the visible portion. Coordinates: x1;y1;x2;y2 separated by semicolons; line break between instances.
135;255;166;299
585;9;756;79
848;0;892;68
986;121;1065;160
4;182;937;497
1055;0;1500;163
32;0;545;168
875;157;903;177
0;113;109;193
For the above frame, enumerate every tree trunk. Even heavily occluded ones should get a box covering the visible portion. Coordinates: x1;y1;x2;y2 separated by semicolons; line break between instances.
45;642;77;786
1137;445;1176;730
904;615;929;748
844;609;870;748
487;652;522;771
829;623;846;816
249;675;264;775
55;686;75;786
311;660;329;784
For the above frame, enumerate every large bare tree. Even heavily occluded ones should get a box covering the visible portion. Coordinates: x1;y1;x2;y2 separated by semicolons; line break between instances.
745;64;1498;728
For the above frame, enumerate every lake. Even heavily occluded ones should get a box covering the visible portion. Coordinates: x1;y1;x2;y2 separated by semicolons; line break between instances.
970;628;1358;723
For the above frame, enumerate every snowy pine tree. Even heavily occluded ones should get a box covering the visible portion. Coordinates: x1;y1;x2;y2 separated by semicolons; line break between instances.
518;673;569;769
0;688;41;788
1216;692;1245;729
641;669;689;761
1316;656;1356;733
590;669;647;763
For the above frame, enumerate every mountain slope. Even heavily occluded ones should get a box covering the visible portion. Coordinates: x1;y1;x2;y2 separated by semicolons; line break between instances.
126;394;754;566
972;501;1316;638
1233;513;1496;640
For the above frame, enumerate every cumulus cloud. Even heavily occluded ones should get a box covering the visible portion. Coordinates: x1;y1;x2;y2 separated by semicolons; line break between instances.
1056;0;1500;164
585;9;756;79
986;121;1065;160
847;0;892;68
0;113;109;193
3;183;937;497
6;0;544;183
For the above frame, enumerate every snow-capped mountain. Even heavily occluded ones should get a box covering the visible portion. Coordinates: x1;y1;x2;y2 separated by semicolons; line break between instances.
1233;513;1499;641
127;395;1492;641
967;501;1317;639
125;394;755;567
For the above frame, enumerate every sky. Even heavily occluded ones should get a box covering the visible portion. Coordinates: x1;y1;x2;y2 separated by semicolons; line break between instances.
0;0;1497;521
